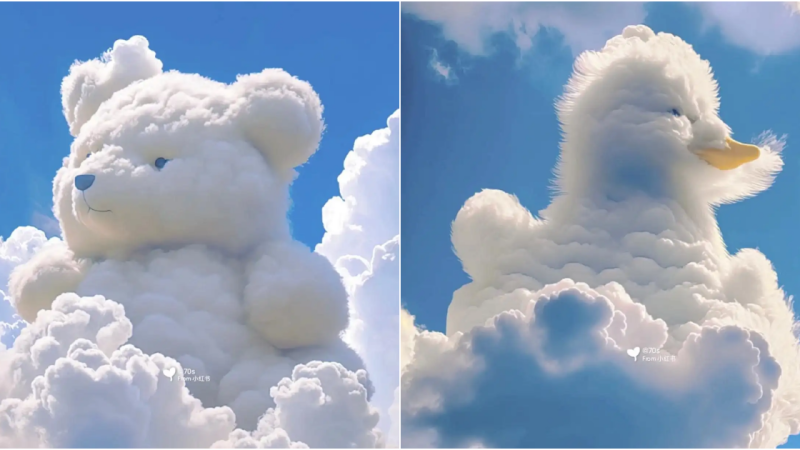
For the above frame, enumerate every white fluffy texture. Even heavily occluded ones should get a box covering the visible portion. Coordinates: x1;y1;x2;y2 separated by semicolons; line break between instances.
404;2;646;56
9;238;88;325
0;293;237;448
316;111;400;445
215;362;382;449
53;36;324;261
62;36;163;137
0;228;55;347
0;294;379;448
400;309;417;371
402;26;800;448
697;2;800;56
1;36;384;447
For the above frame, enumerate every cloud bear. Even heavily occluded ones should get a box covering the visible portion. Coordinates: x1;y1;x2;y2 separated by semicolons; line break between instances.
4;36;377;440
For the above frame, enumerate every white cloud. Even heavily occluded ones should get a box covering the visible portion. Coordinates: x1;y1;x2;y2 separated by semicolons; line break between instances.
0;294;379;448
404;2;647;56
429;49;457;84
216;362;382;449
316;110;400;446
401;25;800;448
407;2;800;78
61;36;163;138
0;293;236;448
0;227;55;347
402;283;786;447
696;2;800;56
0;36;386;447
400;309;418;371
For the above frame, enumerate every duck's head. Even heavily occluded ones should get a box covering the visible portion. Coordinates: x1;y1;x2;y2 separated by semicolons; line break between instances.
554;25;783;206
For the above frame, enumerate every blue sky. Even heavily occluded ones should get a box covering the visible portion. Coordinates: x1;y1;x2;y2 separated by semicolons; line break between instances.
0;1;399;249
402;3;799;447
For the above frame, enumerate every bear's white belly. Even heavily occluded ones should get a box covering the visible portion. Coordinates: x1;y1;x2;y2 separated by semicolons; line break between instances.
76;245;295;430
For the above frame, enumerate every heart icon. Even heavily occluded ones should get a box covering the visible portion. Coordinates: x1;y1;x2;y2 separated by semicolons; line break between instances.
163;367;176;381
627;347;640;361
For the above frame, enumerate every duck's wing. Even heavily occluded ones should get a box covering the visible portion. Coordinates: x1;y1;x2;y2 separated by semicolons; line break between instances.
446;189;545;335
451;188;543;284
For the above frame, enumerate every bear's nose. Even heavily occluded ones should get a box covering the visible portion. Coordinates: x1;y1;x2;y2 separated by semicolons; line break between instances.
74;174;95;191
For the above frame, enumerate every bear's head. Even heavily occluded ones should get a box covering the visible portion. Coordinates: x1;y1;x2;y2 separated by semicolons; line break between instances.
55;36;324;259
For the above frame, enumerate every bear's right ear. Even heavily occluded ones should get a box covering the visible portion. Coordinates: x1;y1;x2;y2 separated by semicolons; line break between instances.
231;69;324;173
61;36;162;137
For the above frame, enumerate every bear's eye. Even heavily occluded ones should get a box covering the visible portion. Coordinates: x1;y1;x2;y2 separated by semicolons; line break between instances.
154;157;170;170
85;152;92;159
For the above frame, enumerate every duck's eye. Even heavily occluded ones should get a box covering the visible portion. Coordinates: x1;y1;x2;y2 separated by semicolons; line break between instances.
154;157;170;170
86;152;92;159
671;109;682;117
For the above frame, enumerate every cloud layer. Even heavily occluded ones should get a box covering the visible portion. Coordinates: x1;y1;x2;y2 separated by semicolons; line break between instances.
0;36;388;448
401;26;800;448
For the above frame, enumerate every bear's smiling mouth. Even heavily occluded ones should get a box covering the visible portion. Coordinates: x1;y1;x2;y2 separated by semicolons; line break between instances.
82;192;112;214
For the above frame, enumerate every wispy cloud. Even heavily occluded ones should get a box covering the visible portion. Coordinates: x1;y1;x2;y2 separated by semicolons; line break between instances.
404;2;647;56
429;49;457;84
406;2;800;68
696;2;800;56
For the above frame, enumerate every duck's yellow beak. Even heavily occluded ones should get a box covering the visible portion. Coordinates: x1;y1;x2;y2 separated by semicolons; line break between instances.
696;137;760;170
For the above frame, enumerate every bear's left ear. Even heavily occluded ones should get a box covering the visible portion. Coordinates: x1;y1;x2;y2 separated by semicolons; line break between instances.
231;69;324;172
61;36;162;137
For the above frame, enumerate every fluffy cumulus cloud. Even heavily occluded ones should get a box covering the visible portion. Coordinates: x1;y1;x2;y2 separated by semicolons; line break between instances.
214;362;381;449
316;110;400;446
0;227;56;348
0;36;388;447
0;294;236;448
404;2;647;56
696;2;800;56
402;25;800;448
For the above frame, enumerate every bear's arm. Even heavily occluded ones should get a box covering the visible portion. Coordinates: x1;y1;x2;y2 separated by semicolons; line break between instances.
243;241;349;350
8;243;89;323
